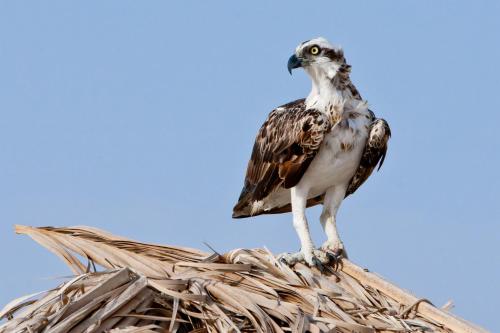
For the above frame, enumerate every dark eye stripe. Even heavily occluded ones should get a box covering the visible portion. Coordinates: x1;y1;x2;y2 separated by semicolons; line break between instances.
323;48;344;61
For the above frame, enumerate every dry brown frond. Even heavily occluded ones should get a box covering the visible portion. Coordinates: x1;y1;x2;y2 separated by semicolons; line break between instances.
0;226;488;333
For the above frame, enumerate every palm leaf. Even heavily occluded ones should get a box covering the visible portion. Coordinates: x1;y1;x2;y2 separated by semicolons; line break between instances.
0;225;487;333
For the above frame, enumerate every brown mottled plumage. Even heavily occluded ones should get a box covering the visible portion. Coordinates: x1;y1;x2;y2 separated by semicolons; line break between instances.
233;98;390;218
346;118;391;196
233;99;330;217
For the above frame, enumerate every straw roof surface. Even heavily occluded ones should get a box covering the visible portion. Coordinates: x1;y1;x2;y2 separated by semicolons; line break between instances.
0;226;487;333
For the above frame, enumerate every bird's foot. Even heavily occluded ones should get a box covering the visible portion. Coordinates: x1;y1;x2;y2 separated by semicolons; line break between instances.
321;240;347;257
320;240;348;270
277;249;331;271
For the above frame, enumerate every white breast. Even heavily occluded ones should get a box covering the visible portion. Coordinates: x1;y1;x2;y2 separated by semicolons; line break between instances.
298;100;372;198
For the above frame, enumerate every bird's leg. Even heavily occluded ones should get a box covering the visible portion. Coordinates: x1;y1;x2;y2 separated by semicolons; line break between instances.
319;186;348;260
278;186;326;268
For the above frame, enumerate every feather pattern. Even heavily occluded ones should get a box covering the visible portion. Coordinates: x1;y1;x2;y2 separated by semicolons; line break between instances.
346;118;391;196
233;99;330;217
233;100;390;218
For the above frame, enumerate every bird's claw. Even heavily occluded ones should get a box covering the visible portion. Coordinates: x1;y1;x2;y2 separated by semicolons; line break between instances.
311;253;326;273
319;241;347;270
277;249;331;272
323;250;343;271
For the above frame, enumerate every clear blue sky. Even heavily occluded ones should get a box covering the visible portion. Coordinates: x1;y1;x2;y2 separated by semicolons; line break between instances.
1;1;498;330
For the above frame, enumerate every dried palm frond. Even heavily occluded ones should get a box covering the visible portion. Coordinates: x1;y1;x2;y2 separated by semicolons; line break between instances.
0;226;487;333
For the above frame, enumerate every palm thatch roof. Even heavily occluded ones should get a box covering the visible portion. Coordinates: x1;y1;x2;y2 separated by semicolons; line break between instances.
0;226;487;333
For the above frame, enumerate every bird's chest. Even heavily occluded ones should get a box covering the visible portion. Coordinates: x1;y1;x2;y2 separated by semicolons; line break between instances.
301;106;372;190
323;108;372;158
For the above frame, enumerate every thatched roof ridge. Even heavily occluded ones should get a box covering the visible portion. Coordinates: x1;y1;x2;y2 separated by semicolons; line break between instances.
0;226;488;333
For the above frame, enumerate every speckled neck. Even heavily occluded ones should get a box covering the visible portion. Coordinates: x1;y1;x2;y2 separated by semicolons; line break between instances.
304;61;363;124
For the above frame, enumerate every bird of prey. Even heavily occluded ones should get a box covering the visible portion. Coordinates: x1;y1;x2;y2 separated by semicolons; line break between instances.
233;37;391;268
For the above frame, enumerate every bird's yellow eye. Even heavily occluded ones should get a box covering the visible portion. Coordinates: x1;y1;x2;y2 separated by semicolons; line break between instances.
309;46;320;55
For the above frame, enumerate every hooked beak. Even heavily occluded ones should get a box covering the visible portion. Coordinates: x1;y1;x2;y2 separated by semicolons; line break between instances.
287;54;303;75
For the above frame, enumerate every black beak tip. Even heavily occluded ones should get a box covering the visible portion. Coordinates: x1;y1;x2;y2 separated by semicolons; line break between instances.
287;54;302;75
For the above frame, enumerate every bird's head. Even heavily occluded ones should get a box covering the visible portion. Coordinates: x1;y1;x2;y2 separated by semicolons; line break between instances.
287;37;347;82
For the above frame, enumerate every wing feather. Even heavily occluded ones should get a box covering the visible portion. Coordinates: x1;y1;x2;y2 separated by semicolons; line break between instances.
233;99;330;218
345;117;391;196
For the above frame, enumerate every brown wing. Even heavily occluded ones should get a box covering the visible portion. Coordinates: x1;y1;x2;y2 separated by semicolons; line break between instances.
232;98;330;218
345;117;391;197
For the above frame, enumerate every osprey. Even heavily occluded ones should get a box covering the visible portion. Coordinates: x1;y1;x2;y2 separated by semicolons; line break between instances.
233;37;391;268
